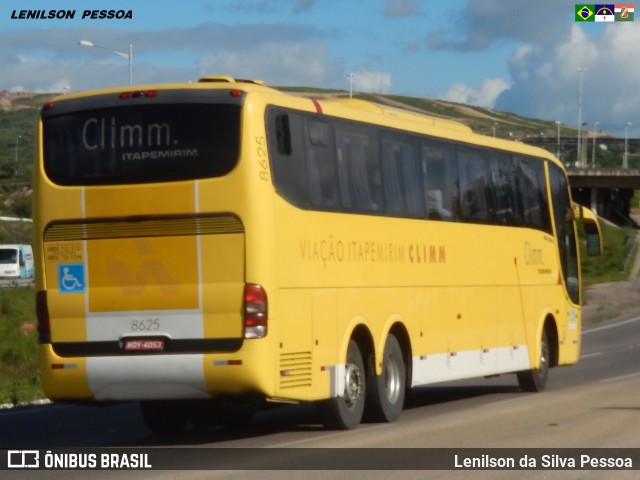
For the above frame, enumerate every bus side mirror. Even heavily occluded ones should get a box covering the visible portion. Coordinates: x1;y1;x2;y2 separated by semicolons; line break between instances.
584;223;602;257
578;205;603;257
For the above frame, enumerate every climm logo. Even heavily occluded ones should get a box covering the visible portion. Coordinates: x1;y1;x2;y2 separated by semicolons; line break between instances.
82;117;173;150
408;244;446;264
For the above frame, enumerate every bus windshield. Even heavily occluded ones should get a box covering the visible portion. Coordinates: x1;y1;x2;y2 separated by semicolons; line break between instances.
42;102;241;185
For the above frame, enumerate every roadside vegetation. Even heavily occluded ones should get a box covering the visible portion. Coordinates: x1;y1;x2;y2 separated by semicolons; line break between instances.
580;220;637;285
0;288;39;405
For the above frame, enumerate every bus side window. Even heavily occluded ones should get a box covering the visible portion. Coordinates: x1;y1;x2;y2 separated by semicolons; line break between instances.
400;141;424;218
267;110;309;208
458;148;492;223
351;135;374;209
548;163;580;303
489;153;518;225
275;113;292;155
335;125;381;212
381;136;423;218
422;141;458;221
516;156;551;232
306;147;324;206
304;119;338;209
381;139;405;215
336;132;353;209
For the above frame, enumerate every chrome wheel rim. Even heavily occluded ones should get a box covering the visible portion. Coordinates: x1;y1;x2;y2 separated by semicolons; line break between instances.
344;363;363;408
384;354;402;404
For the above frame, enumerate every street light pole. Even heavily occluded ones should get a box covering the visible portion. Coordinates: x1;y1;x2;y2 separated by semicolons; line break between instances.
577;67;587;167
14;135;21;177
347;73;354;98
624;122;632;168
128;43;133;86
79;40;133;86
591;121;599;167
555;120;561;160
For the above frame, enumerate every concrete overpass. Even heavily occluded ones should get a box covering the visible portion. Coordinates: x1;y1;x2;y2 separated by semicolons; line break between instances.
568;168;640;226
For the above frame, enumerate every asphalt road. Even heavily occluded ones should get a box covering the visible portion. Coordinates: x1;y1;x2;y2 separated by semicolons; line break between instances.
2;312;640;479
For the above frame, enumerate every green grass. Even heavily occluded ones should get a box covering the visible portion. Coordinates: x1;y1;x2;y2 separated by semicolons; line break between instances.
580;221;636;285
0;288;40;405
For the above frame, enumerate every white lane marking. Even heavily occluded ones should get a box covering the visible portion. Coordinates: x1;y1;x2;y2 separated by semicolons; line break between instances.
268;424;392;448
602;372;640;383
583;316;640;335
580;352;603;359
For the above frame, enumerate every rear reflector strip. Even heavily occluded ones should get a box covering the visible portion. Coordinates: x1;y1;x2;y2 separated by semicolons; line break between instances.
213;360;243;366
51;363;77;370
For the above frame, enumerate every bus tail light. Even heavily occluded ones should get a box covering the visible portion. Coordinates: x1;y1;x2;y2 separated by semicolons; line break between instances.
36;290;51;342
243;284;267;339
119;90;158;100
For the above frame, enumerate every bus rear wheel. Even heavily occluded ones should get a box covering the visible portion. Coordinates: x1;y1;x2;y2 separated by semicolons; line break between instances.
317;339;366;430
365;334;406;422
517;328;550;392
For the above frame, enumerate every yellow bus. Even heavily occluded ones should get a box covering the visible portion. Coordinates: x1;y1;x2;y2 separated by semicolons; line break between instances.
34;76;602;432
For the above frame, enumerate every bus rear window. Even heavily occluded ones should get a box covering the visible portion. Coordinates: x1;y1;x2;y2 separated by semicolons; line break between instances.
43;103;240;185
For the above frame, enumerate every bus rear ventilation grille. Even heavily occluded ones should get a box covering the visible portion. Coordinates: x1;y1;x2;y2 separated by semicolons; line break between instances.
43;215;244;241
279;351;312;389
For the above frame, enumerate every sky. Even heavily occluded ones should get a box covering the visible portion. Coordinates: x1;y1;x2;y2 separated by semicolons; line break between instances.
1;0;639;137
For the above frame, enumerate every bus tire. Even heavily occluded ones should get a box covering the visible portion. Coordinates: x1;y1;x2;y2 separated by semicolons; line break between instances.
517;328;550;392
365;334;406;422
140;401;189;434
317;339;366;430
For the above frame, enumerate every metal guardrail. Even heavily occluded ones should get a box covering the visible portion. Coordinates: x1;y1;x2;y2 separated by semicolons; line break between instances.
568;167;640;177
0;278;34;289
0;216;31;222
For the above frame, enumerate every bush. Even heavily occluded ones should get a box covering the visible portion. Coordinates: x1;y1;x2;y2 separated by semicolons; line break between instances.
580;221;635;285
0;288;40;405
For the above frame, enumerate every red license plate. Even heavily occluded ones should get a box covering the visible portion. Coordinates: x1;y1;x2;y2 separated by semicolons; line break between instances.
123;338;165;352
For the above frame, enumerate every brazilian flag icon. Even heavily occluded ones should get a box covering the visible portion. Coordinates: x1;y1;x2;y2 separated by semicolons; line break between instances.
576;4;596;21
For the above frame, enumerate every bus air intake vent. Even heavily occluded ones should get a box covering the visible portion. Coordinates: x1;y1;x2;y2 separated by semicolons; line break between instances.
44;214;244;242
198;76;265;86
279;351;312;389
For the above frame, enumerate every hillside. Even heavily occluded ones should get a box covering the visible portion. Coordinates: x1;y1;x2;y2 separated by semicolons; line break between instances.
276;87;584;140
0;86;585;150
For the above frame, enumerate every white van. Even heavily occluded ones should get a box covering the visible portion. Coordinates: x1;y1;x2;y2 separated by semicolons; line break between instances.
0;244;34;280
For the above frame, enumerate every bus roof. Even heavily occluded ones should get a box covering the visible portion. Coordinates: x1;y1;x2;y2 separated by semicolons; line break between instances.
322;97;473;135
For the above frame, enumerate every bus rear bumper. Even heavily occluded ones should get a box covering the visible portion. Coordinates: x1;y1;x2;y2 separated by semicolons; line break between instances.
87;355;211;400
39;344;275;402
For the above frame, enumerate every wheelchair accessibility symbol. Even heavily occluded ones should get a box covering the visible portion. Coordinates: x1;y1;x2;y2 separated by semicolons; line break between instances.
58;264;85;294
